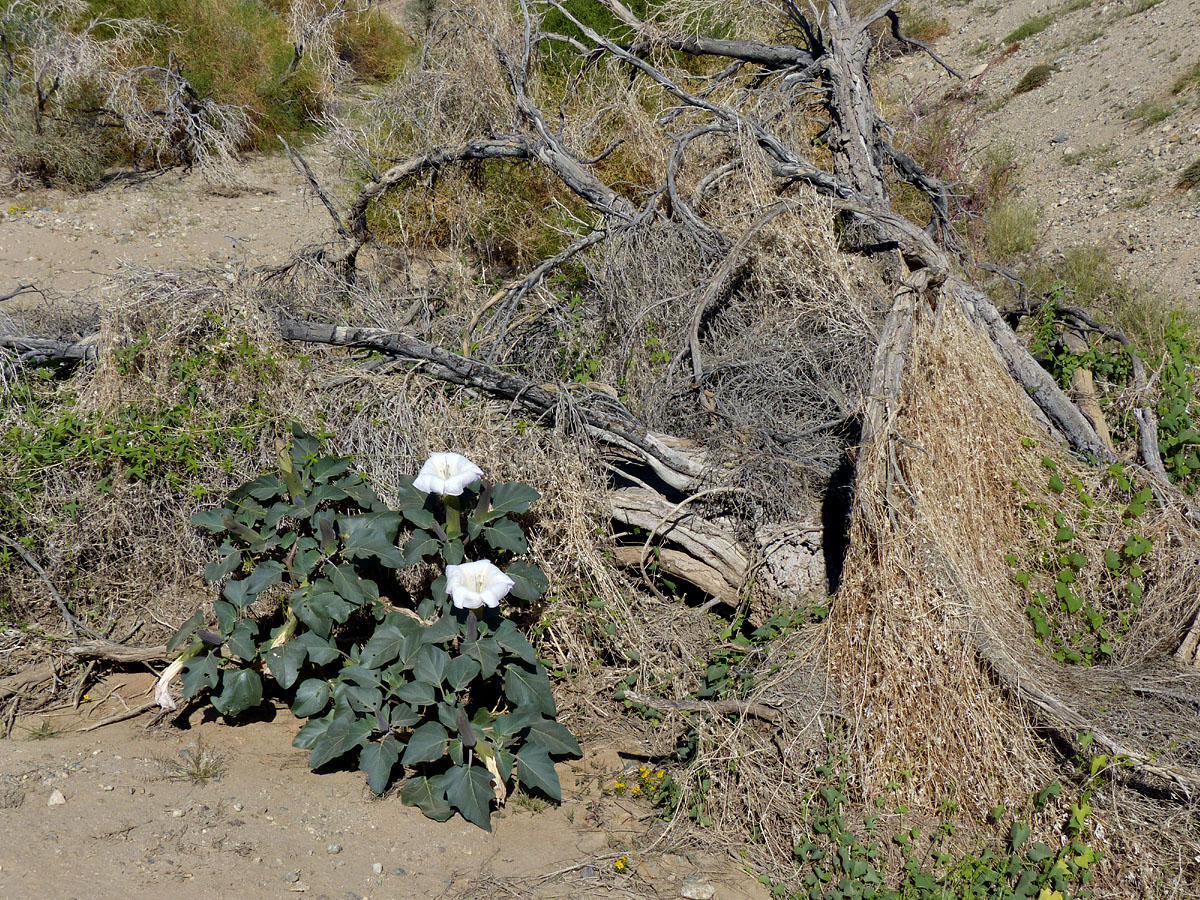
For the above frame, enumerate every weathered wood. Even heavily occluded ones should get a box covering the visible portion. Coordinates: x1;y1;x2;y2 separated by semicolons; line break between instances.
64;641;170;663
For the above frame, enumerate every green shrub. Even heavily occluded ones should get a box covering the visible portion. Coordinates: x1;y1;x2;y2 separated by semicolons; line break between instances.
986;198;1040;259
1003;13;1055;44
167;429;578;829
1013;64;1054;95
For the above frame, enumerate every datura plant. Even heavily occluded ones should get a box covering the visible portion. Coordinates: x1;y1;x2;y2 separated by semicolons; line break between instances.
161;426;578;829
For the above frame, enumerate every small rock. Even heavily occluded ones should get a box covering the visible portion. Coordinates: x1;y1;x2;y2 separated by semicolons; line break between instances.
282;871;301;884
233;802;244;812
1050;133;1069;144
393;868;407;876
47;789;66;807
170;808;185;818
969;62;988;79
327;843;342;855
580;865;596;880
371;862;384;875
100;784;114;792
681;878;715;900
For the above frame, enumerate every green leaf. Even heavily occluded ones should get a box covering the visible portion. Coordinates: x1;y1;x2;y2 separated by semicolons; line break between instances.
414;644;451;686
324;563;369;606
213;599;237;635
211;669;263;717
265;639;307;689
309;456;351;483
223;577;255;608
421;613;461;645
396;680;437;706
505;561;548;602
361;622;415;669
1010;820;1032;852
1055;526;1075;543
494;705;541;739
308;712;373;769
463;637;501;679
338;664;381;688
516;743;561;802
445;655;481;691
443;763;495;830
244;560;285;595
389;703;420;728
504;664;556;715
180;652;219;698
526;718;581;757
442;539;465;566
338;476;383;511
167;610;205;653
403;530;441;565
400;774;453;821
1026;841;1052;863
483;482;540;521
359;735;400;794
1067;551;1087;570
339;513;405;568
292;678;332;717
204;547;242;583
402;721;449;765
295;631;340;666
227;620;259;662
484;517;528;554
190;508;226;532
494;619;538;664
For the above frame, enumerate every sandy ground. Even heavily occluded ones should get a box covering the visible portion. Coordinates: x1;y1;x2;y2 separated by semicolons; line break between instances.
0;675;766;900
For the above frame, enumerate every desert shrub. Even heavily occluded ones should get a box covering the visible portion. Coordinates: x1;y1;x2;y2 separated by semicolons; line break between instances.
1003;13;1055;44
1177;158;1200;190
164;430;579;829
1013;64;1054;95
985;197;1040;259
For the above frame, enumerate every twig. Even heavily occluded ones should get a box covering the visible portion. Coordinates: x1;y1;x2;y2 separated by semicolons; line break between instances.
625;689;779;723
0;533;105;639
77;700;157;733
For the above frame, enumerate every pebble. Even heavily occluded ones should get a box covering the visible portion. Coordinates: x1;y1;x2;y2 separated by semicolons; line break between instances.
170;809;185;818
100;784;114;792
233;802;244;811
681;878;716;900
283;870;301;884
46;789;66;807
371;862;384;875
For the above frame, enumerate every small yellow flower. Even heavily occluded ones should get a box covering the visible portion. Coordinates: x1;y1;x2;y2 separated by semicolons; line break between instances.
82;693;90;701
613;781;626;791
614;855;628;872
631;784;641;795
655;770;665;779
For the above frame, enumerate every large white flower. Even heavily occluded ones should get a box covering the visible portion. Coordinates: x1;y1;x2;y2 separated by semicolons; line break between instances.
445;560;515;610
413;452;484;496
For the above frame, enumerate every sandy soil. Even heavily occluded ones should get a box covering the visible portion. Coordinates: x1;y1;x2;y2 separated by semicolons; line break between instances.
892;0;1200;300
0;674;766;900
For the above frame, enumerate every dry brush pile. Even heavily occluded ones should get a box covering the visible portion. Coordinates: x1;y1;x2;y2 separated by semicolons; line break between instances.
4;1;1200;896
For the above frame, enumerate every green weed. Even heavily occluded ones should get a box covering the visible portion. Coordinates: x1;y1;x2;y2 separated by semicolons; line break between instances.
1013;64;1055;95
1003;14;1055;45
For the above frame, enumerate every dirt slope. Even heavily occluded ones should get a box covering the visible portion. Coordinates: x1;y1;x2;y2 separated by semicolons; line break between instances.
894;0;1200;299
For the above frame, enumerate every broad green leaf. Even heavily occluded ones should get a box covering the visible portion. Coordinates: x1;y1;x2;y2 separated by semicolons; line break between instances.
293;712;331;748
421;614;460;645
389;703;421;728
339;664;381;688
213;599;237;635
516;743;561;802
483;482;540;521
396;680;437;706
223;577;256;609
295;631;340;665
445;655;481;691
244;560;285;594
180;652;219;698
494;619;538;664
403;530;440;565
227;620;259;662
493;705;541;739
204;548;242;583
1010;820;1032;852
326;563;371;606
308;590;354;624
414;644;451;686
526;717;581;757
484;517;527;554
361;623;409;668
338;476;383;510
308;712;373;769
442;539;465;565
504;663;556;715
211;669;263;718
292;678;331;717
340;513;405;567
190;508;226;532
463;637;501;679
402;721;449;765
443;763;495;831
265;639;307;689
309;456;351;483
292;596;333;637
243;473;285;501
359;735;400;794
400;774;453;822
505;560;548;602
167;610;205;653
402;507;438;530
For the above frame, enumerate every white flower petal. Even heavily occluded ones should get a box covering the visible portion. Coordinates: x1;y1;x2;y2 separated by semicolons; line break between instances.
154;656;185;710
413;452;483;496
445;559;515;610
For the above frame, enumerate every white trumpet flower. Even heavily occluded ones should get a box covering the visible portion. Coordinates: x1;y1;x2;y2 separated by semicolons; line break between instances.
445;560;515;610
413;452;483;496
154;655;187;710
